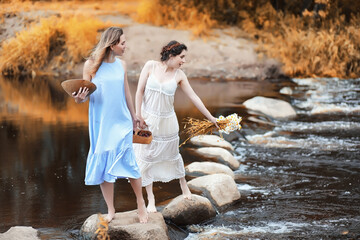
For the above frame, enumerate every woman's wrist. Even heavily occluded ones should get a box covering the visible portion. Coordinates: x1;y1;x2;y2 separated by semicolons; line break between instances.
75;97;87;103
208;115;216;123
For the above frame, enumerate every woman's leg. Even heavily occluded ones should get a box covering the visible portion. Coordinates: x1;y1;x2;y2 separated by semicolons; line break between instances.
100;181;116;222
145;183;157;213
129;178;148;223
179;177;192;199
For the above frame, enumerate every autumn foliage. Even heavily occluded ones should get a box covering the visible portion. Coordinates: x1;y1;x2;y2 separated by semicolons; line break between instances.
0;14;114;76
136;0;360;78
0;0;359;78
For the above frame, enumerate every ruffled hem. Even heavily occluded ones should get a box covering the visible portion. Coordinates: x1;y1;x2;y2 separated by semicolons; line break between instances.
85;143;141;185
137;154;186;186
142;174;185;187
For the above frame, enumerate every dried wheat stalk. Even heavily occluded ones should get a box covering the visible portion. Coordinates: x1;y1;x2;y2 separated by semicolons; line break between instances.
95;214;110;240
179;117;229;147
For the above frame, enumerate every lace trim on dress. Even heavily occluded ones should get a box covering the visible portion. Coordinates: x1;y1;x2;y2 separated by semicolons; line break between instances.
145;87;175;97
143;107;175;118
137;152;182;163
152;133;179;142
142;174;185;186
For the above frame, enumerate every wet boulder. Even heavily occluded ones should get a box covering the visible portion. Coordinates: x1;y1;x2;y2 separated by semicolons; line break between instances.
280;87;293;95
185;161;235;179
190;147;240;170
243;96;296;119
0;226;39;240
161;194;216;226
189;135;234;151
80;211;169;240
188;174;240;209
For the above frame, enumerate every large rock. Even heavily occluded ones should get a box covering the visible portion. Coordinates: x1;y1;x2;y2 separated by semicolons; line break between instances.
0;226;39;240
80;211;169;240
243;96;296;119
189;135;234;151
185;162;235;179
188;174;240;209
162;194;216;226
191;147;240;170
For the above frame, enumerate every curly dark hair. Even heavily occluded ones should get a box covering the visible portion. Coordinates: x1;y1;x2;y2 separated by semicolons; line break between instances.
160;40;187;61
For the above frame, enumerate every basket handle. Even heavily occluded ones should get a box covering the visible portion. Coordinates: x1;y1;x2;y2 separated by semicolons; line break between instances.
133;128;148;135
134;126;150;134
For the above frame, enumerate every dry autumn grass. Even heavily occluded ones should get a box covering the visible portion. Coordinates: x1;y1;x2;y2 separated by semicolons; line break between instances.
180;113;242;146
239;1;360;78
136;0;216;37
0;0;359;78
95;214;110;240
0;14;116;76
0;0;133;76
136;0;360;78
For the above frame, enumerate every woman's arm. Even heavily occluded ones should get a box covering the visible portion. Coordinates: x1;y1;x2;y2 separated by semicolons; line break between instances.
73;60;91;103
135;60;152;128
178;71;218;125
122;60;138;129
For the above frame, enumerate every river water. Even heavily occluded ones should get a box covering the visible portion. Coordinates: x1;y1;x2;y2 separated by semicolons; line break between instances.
0;76;359;239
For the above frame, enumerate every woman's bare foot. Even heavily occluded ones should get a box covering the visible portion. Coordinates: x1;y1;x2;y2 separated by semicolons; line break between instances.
179;177;192;199
147;196;157;213
105;207;115;222
137;199;149;223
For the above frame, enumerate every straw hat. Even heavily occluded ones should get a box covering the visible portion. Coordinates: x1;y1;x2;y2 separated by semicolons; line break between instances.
61;79;97;97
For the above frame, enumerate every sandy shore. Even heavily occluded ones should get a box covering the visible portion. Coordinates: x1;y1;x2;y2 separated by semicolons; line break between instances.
1;12;286;81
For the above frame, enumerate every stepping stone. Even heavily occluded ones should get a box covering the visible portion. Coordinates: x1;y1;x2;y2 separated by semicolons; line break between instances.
0;226;39;240
243;96;296;119
80;211;169;240
188;174;240;209
191;147;240;170
185;161;234;179
162;194;216;225
189;135;234;151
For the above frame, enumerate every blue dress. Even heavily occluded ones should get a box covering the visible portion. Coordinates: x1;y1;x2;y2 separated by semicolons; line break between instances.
85;58;141;185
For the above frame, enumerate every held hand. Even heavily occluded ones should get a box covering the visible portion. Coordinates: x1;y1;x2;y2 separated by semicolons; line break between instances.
136;115;148;129
72;87;89;103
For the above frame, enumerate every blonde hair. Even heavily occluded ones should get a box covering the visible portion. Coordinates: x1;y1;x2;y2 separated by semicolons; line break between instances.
88;27;124;76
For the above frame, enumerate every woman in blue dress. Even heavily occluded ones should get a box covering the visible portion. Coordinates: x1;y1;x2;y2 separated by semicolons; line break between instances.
72;27;148;223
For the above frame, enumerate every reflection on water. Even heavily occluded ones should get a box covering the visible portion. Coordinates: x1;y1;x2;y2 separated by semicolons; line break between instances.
0;75;88;123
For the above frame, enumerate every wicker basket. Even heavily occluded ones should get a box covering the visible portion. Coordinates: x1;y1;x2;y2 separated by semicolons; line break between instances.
133;130;153;144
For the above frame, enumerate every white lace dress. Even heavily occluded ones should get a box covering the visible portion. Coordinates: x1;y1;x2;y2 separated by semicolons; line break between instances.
134;61;185;187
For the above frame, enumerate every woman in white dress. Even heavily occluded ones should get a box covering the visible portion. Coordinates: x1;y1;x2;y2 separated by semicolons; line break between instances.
134;40;218;212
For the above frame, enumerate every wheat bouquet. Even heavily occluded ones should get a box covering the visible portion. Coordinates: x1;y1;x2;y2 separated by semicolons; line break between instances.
180;113;242;147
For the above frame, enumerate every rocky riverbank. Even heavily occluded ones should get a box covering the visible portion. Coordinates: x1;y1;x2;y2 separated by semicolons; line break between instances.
0;10;286;81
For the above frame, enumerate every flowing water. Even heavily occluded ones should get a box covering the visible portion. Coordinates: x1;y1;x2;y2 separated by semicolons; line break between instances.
0;76;359;239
